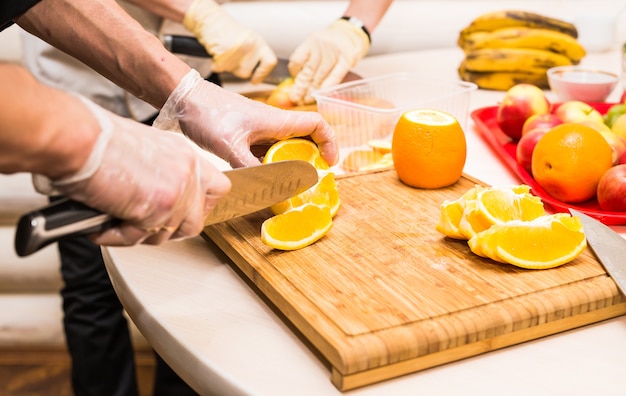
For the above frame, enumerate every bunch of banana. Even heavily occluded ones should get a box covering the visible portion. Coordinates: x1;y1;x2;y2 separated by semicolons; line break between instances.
457;10;586;91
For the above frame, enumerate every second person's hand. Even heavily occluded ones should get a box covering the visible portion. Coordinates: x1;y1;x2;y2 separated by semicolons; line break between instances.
287;18;370;105
183;0;277;84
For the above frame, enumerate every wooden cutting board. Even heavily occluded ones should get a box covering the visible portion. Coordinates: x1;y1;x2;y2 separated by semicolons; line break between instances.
203;169;626;391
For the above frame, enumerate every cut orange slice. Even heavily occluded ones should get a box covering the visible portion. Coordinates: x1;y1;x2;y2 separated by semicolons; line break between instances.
468;213;587;269
341;150;393;172
261;138;341;250
263;138;330;170
367;139;392;153
270;171;341;217
458;185;544;239
458;198;493;240
261;203;333;250
436;185;481;239
474;185;545;225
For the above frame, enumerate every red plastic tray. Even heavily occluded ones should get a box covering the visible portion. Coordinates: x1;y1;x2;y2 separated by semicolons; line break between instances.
471;102;626;225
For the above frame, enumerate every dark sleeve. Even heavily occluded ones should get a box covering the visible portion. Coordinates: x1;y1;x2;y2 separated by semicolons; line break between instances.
1;0;42;31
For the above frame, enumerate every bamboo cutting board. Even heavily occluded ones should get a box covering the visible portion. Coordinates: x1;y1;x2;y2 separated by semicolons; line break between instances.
202;169;626;391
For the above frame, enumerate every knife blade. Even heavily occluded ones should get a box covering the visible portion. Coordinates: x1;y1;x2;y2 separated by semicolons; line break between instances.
162;34;362;85
14;160;318;257
570;209;626;296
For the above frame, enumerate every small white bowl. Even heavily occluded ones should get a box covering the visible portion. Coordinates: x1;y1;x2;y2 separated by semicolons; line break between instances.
547;66;619;102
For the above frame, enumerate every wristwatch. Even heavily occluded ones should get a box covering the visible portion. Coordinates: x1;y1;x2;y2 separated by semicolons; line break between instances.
340;16;371;43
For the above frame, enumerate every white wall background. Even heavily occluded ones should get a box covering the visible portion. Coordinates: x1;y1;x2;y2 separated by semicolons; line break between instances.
2;1;626;62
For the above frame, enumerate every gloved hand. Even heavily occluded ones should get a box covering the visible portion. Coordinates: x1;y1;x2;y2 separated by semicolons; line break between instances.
153;69;339;168
33;95;231;246
288;19;370;104
183;0;277;84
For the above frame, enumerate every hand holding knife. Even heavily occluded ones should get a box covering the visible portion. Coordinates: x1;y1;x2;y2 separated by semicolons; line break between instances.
14;160;318;257
162;35;362;85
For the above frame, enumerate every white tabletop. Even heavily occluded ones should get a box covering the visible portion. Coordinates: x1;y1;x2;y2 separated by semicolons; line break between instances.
103;47;626;396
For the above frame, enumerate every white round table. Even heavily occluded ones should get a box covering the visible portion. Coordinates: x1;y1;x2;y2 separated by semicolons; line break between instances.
104;47;626;396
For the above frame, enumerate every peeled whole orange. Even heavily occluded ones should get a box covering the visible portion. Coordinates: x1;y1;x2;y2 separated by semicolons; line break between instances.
531;123;613;203
391;109;466;189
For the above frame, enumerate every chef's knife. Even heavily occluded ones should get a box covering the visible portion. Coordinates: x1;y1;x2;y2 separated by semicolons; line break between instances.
14;160;318;257
163;34;291;85
162;34;362;85
570;209;626;296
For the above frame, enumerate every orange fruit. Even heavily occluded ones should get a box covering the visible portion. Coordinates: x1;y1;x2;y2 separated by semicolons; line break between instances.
367;139;392;153
531;123;613;203
263;138;340;217
391;109;466;189
468;213;586;269
266;78;295;109
261;203;333;250
261;138;340;250
437;184;545;240
341;150;393;172
460;185;545;239
341;150;385;172
473;185;545;225
263;138;330;170
270;172;341;217
436;185;481;239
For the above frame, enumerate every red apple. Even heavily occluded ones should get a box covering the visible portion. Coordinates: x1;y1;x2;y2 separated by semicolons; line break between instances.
521;113;563;137
554;100;604;124
597;164;626;211
620;89;626;103
516;128;548;174
496;83;551;141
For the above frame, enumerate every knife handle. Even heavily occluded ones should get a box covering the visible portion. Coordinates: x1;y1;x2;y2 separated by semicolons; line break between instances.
14;198;117;257
163;35;210;58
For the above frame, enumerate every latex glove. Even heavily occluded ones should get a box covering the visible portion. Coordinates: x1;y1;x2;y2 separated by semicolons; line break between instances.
153;69;339;168
183;0;276;84
288;19;370;104
33;95;231;246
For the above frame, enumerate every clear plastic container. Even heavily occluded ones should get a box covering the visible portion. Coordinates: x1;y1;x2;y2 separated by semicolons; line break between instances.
311;72;477;172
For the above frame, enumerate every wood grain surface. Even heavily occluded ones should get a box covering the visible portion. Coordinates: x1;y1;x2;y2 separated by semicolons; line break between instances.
203;169;626;391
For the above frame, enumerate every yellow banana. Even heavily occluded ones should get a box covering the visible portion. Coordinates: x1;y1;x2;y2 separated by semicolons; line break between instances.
460;27;586;64
463;47;573;74
459;10;578;45
458;62;549;91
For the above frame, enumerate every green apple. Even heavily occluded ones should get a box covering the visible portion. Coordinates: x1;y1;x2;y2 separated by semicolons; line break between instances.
604;103;626;128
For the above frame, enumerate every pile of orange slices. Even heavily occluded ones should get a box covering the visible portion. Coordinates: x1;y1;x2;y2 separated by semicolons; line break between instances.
436;184;587;269
260;139;341;250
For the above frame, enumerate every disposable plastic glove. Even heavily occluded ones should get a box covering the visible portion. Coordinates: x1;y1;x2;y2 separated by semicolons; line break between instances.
153;69;339;168
183;0;276;84
288;19;370;104
33;95;231;246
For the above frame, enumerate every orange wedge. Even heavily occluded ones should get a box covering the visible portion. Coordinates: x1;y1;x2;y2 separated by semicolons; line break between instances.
367;139;392;153
261;203;333;250
261;138;341;250
263;138;330;170
468;213;587;269
436;185;481;239
270;171;341;217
